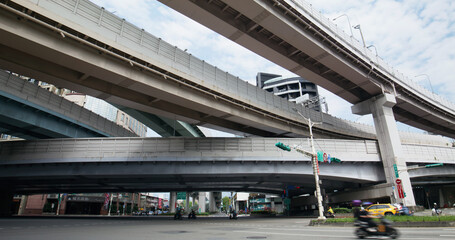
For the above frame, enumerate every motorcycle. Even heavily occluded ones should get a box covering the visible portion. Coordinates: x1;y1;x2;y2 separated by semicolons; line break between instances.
174;209;183;220
188;209;197;219
325;211;335;218
229;210;238;220
354;217;399;239
432;208;442;216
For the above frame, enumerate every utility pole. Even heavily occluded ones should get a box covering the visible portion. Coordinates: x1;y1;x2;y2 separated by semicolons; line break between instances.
276;108;326;220
108;193;114;216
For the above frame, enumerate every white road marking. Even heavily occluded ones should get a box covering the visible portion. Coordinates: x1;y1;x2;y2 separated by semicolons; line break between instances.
259;227;354;232
234;230;352;238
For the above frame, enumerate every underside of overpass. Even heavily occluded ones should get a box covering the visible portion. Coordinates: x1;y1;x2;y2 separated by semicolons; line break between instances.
158;0;455;138
1;161;381;196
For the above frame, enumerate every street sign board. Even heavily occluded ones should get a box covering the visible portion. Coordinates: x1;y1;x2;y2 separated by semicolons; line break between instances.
177;192;186;200
393;164;399;178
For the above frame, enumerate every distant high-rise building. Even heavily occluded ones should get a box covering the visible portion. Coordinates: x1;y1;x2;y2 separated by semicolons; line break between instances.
257;72;322;112
64;93;147;137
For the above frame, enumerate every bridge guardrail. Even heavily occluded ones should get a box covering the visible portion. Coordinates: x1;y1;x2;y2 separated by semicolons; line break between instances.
287;0;455;114
1;137;453;165
0;70;137;138
24;0;376;138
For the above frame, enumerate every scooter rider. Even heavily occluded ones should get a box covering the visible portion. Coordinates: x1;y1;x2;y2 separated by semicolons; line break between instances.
358;207;378;228
327;207;335;217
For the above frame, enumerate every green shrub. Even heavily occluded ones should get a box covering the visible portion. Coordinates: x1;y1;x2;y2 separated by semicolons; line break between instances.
333;208;351;213
196;212;210;216
250;210;276;215
386;215;455;222
311;215;455;224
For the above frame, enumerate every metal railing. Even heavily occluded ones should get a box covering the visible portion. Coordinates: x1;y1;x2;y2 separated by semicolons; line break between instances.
0;70;137;138
286;0;455;113
1;137;453;164
7;0;377;138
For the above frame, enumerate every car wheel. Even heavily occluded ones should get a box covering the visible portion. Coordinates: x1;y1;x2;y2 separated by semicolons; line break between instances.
385;212;393;216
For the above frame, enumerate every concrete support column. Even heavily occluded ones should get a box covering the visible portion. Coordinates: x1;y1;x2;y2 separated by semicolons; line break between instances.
352;93;416;207
131;193;135;215
116;194;120;214
198;192;206;213
169;192;176;213
185;192;190;213
191;193;196;209
18;195;28;215
209;192;216;212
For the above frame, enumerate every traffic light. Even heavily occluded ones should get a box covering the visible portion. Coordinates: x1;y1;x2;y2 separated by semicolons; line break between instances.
425;163;443;168
275;142;291;151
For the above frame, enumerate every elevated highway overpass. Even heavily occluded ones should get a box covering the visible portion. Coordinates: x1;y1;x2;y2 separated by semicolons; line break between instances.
0;70;204;138
1;137;453;195
0;0;453;208
0;0;379;140
0;70;137;139
159;0;455;138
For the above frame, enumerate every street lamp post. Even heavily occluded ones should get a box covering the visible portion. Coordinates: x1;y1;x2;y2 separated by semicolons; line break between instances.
414;74;434;93
333;14;354;37
293;108;326;220
367;45;378;56
353;24;366;48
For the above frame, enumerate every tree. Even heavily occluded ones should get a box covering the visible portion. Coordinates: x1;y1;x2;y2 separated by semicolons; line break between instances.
222;196;230;212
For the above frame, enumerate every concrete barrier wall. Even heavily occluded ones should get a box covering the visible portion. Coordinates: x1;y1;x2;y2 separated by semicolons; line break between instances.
0;70;137;138
1;137;453;165
22;0;377;139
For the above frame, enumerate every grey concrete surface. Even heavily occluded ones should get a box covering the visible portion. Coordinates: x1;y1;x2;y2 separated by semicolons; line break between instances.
1;216;454;240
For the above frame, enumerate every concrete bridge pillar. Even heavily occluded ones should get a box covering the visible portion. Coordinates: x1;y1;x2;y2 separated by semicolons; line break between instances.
185;192;190;213
169;192;176;213
209;192;216;212
198;192;206;212
18;195;28;215
352;93;416;207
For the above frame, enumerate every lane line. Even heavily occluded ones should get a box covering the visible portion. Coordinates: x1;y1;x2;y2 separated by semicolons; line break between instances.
234;230;352;238
259;227;353;232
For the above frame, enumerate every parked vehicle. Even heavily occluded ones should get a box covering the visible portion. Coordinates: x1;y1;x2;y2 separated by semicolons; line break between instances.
365;204;398;216
229;210;237;219
188;209;197;219
398;206;413;216
354;217;399;239
174;208;183;220
432;208;442;216
432;203;442;216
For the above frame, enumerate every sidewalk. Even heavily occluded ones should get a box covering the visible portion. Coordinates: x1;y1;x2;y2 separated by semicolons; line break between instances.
414;208;455;216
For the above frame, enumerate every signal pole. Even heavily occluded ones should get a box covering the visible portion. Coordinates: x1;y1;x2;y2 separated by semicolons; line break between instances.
300;113;326;220
281;108;326;220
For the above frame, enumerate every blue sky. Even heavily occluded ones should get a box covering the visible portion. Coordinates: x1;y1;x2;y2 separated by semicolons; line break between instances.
91;0;455;135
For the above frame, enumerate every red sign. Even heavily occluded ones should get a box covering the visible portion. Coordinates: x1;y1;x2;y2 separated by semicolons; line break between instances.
396;179;404;198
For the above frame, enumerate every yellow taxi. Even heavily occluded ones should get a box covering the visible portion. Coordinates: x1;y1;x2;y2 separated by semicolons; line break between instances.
365;203;398;216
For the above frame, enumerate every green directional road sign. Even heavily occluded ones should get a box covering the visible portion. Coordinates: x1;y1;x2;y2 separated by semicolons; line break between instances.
177;192;186;200
393;164;399;178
